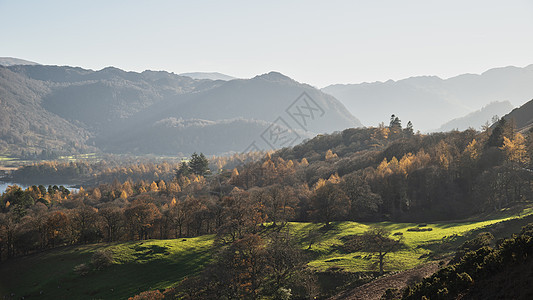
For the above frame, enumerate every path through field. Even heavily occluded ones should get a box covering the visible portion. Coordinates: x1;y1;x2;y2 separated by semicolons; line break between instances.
330;262;442;300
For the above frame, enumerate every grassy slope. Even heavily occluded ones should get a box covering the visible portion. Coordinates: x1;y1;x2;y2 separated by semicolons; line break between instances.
0;235;213;300
293;206;533;272
1;207;532;299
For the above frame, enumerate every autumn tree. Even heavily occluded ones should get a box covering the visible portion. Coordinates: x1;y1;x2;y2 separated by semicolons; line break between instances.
310;182;349;227
501;133;530;166
72;206;101;243
218;188;263;243
204;234;268;299
124;201;161;240
99;206;124;242
360;227;403;275
262;185;298;227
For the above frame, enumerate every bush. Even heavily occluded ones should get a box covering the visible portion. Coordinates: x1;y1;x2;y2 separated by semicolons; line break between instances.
91;249;114;270
128;290;165;300
407;227;433;232
73;263;91;276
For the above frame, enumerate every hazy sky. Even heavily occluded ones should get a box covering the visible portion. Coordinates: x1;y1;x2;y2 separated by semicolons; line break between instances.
1;0;532;87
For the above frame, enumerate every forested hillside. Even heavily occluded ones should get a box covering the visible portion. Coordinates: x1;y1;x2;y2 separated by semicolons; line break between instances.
502;98;533;132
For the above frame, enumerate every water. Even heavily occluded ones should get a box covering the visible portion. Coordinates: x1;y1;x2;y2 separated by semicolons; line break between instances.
0;181;79;194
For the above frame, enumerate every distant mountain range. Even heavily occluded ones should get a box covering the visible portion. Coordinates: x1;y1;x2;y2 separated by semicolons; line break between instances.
323;65;533;131
0;63;360;156
179;72;236;81
435;101;514;132
1;57;531;157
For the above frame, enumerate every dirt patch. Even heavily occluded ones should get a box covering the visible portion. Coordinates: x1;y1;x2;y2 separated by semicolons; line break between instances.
329;262;443;300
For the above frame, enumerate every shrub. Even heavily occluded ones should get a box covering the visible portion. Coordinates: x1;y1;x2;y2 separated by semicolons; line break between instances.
73;263;91;276
128;290;165;300
91;249;114;270
407;227;433;232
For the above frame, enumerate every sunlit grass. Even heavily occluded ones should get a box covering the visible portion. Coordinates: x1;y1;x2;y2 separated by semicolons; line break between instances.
0;235;214;299
291;206;533;272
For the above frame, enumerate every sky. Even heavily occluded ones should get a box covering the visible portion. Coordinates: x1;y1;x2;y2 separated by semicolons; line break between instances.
1;0;532;88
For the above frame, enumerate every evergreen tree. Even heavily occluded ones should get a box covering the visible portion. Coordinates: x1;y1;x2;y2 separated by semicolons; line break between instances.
404;121;414;135
389;114;402;130
189;152;210;176
176;161;190;178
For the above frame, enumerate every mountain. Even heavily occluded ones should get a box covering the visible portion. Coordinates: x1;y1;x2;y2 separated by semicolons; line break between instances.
0;57;39;66
435;101;514;132
501;98;533;132
179;72;236;81
96;71;361;154
0;66;92;155
323;64;533;131
0;65;361;156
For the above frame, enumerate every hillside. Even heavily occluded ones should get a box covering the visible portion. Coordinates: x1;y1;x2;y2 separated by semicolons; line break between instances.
323;64;533;131
179;72;236;81
502;98;533;132
0;57;39;66
436;101;514;132
403;221;533;300
0;65;361;156
0;67;93;155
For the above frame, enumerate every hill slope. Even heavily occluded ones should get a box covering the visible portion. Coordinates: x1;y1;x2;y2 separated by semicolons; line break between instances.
502;98;533;132
436;101;514;132
0;57;39;66
0;67;92;154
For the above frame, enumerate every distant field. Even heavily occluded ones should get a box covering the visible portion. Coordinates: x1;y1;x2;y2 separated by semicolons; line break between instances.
58;153;100;161
0;155;17;162
1;207;532;299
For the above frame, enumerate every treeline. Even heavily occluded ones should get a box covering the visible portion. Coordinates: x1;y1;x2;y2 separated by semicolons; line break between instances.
8;151;263;184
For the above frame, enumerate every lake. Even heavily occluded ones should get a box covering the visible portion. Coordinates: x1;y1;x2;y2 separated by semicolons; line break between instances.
0;181;79;194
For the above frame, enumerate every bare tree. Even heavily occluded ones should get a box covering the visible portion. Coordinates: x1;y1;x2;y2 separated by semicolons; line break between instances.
361;227;403;275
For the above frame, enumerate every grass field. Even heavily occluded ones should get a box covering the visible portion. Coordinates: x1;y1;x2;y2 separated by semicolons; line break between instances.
297;206;533;272
0;155;17;162
1;207;532;299
0;235;214;299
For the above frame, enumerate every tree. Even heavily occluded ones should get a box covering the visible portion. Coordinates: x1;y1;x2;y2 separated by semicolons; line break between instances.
361;227;403;274
189;152;210;176
389;114;402;130
404;121;414;135
124;201;161;240
200;234;268;299
310;182;349;227
99;206;124;242
501;133;530;166
176;161;190;178
342;174;382;221
487;118;510;147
